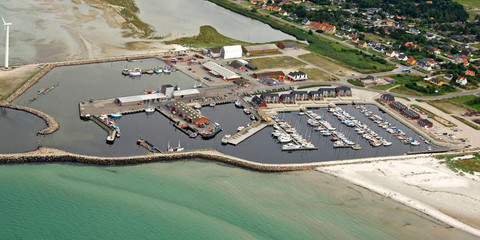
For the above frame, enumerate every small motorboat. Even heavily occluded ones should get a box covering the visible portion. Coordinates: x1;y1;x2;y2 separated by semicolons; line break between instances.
129;68;142;77
209;102;216;107
351;144;362;150
167;141;184;152
243;108;251;115
194;103;202;109
221;135;231;145
237;126;245;132
145;107;155;113
297;112;305;115
122;69;129;75
235;101;242;108
155;68;163;74
282;143;301;151
147;70;154;74
110;112;122;118
250;114;256;121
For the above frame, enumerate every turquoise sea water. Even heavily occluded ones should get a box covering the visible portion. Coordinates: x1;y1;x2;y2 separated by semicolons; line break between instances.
0;161;475;240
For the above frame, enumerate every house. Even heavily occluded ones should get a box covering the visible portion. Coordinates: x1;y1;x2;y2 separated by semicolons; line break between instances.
443;74;453;81
402;109;420;119
302;18;311;25
317;88;337;98
381;93;395;103
429;78;444;86
406;58;417;65
463;58;470;67
385;50;397;57
425;33;435;40
357;40;367;48
310;21;336;34
308;91;324;100
276;42;299;50
220;45;243;59
390;101;407;112
335;86;352;97
456;76;468;85
372;46;385;53
290;90;309;101
279;94;295;103
466;70;475;76
408;28;421;35
419;64;432;71
253;71;285;79
397;54;408;61
261;93;280;103
418;119;433;128
287;71;308;82
251;96;267;109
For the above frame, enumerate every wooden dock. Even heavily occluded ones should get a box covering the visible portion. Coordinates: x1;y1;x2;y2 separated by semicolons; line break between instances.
227;122;272;145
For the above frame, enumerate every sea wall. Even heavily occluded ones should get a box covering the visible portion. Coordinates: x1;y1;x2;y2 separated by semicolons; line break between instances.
0;103;59;135
1;148;473;172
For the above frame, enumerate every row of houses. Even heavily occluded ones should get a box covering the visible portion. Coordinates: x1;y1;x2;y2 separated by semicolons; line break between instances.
310;21;336;34
250;87;352;108
389;101;420;120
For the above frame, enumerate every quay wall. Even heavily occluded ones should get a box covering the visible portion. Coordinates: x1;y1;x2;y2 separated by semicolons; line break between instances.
0;148;473;172
0;103;59;135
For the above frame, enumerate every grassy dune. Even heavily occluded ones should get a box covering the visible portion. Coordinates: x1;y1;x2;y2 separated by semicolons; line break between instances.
165;25;248;48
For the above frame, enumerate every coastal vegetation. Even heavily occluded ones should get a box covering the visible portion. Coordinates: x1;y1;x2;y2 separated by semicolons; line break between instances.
427;95;480;115
371;74;423;91
165;25;247;48
348;79;365;87
95;0;154;38
442;153;480;174
205;0;394;73
250;56;305;70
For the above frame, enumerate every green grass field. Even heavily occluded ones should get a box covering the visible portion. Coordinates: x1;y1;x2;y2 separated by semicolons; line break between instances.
165;25;247;48
371;74;423;90
250;56;306;70
443;153;480;174
299;67;338;81
443;95;480;111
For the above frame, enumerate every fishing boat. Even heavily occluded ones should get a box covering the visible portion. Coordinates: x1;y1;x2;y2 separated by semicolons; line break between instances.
154;68;163;74
129;68;142;77
122;69;130;75
189;132;198;138
221;135;231;144
110;112;122;118
235;101;242;108
167;141;184;152
410;139;420;146
351;144;362;150
282;143;301;151
143;90;156;94
243;108;251;115
145;107;155;113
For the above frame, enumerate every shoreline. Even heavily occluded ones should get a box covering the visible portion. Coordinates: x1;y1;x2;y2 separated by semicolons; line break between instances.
318;158;480;238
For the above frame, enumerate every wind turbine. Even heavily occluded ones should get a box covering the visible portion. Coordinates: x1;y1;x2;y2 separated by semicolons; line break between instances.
2;15;12;69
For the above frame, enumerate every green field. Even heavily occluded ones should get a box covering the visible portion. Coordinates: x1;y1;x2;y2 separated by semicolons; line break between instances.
454;0;480;20
205;0;395;73
371;74;423;90
348;79;365;87
440;95;480;111
165;25;247;48
299;67;338;81
250;56;306;70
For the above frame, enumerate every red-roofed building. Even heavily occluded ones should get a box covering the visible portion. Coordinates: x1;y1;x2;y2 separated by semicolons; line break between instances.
466;70;475;76
463;58;470;66
407;58;417;65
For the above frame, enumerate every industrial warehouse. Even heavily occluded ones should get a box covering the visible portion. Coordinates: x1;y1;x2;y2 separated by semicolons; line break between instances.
203;61;241;81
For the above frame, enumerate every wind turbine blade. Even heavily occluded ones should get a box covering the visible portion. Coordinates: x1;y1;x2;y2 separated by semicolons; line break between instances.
1;15;5;25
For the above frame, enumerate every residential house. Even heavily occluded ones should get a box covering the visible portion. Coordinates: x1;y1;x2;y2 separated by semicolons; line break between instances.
279;94;295;103
287;71;308;82
381;93;395;103
290;91;309;101
357;40;367;48
456;76;468;85
466;70;475;76
443;74;453;81
317;88;337;98
261;93;280;103
308;91;324;100
335;86;352;97
359;75;378;85
418;119;433;128
385;50;397;57
372;46;385;53
251;96;267;109
397;54;408;61
406;58;417;65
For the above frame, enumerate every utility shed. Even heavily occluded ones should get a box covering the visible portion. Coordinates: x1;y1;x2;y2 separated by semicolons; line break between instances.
243;44;279;55
220;45;243;59
203;61;241;81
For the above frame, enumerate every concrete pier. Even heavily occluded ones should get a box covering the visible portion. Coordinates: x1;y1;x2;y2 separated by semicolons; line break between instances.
227;122;272;145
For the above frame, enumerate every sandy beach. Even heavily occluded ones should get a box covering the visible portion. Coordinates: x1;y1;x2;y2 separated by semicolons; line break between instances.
318;156;480;237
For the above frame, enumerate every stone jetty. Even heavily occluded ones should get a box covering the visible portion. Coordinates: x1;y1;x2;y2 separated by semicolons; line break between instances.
0;103;59;135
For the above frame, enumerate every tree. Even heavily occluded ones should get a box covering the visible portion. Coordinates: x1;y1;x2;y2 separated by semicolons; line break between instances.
308;30;313;35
